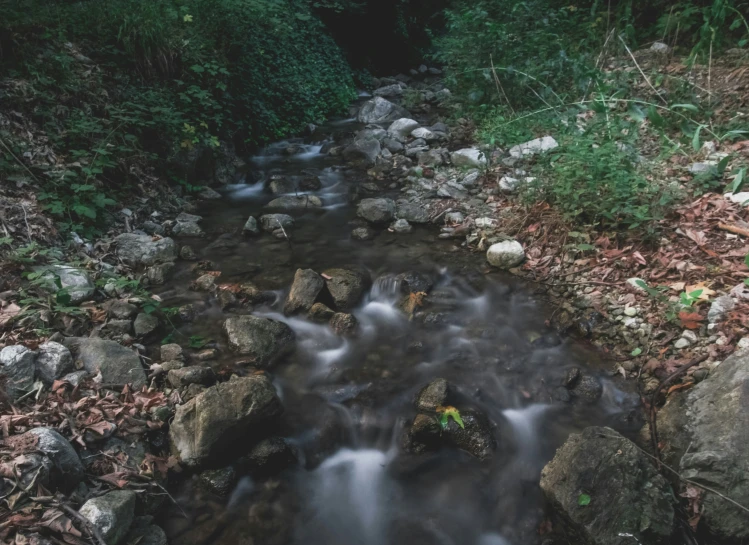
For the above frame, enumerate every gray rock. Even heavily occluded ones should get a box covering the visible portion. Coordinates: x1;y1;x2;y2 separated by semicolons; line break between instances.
198;187;221;199
383;137;404;153
351;227;376;241
180;245;197;260
321;268;370;311
125;519;167;545
241;437;297;475
199;467;237;497
451;148;486;168
115;234;177;267
391;219;412;233
266;195;323;210
443;408;495;460
330;312;358;336
260;214;294;233
37;265;95;304
173;213;204;237
508;136;559;158
565;368;603;403
397;271;433;295
36;342;73;384
396;201;430;224
106;319;132;335
437;181;468;199
268;175;296;195
64;338;145;388
223;315;295;367
417;149;444;166
28;427;85;491
708;295;735;323
0;345;36;400
108;301;138;320
373;84;405;98
146;262;174;285
160;343;183;362
387;118;420;140
499;176;520;193
168;366;215;389
411;127;438;142
540;427;675;545
651;41;671;54
357;97;409;124
486;240;525;269
133;313;159;338
284;268;324;316
62;370;89;386
309;302;336;323
416;378;449;411
142;221;165;236
170;374;283;467
403;413;442;454
243;216;260;235
357;198;396;224
79;490;136;545
343;138;381;166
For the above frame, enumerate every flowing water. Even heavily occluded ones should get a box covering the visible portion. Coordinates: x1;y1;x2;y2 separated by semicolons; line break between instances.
160;120;642;545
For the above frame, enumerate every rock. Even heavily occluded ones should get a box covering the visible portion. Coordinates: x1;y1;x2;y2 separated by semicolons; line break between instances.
403;413;441;454
387;118;420;140
199;467;237;497
266;195;323;210
396;201;430;224
540;427;675;545
651;41;671;54
383;138;404;153
146;262;174;285
351;227;375;241
170;374;283;467
115;234;177;267
499;176;520;193
192;273;217;292
674;338;690;349
142;220;165;236
417;149;444;166
486;240;525;269
168;366;215;389
390;219;412;233
79;490;137;545
300;175;322;191
330;312;358;336
243;216;260;235
397;271;433;294
64;338;145;388
564;368;603;403
508;136;559;158
240;437;297;475
690;162;716;174
443;408;495;460
223;315;295;367
309;302;335;322
708;295;735;323
321;268;370;311
416;378;449;411
373;83;405;97
28;428;85;491
36;342;73;384
172;213;204;236
268;175;296;195
726;191;749;205
357;97;408;124
133;313;159;338
260;214;294;232
38;265;95;304
160;343;183;362
109;301;138;320
0;345;36;400
180;245;197;260
62;370;89;387
125;519;167;545
357;198;396;224
445;212;465;224
451;148;486;168
343;137;382;167
411;127;438;142
284;269;324;316
437;181;467;199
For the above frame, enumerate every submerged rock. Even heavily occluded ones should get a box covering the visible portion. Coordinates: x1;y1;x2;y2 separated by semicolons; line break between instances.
64;338;146;388
284;268;325;316
239;437;298;475
223;315;295;367
243;216;260;235
357;198;396;224
330;312;358;336
486;240;525;269
540;427;675;545
199;467;237;497
321;268;370;311
115;233;177;267
415;378;449;411
442;408;495;460
79;490;136;545
265;195;323;210
170;374;283;467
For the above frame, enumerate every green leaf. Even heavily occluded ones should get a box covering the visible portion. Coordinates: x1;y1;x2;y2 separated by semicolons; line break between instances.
438;406;465;430
189;335;208;349
717;155;731;176
56;289;72;306
671;103;699;112
744;252;749;268
730;168;747;194
576;243;595;251
631;347;642;356
692;125;704;152
578;493;591;506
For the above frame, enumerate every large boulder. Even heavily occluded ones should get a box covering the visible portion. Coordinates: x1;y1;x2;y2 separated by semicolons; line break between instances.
36;342;73;384
451;148;487;168
63;338;146;388
265;195;323;210
540;427;675;545
27;428;85;491
37;265;95;304
387;118;420;140
321;268;370;311
357;198;396;224
169;374;283;467
284;269;325;316
0;345;36;400
115;234;177;267
343;138;381;166
486;240;525;269
223;315;295;367
79;490;136;545
654;350;749;540
357;97;409;124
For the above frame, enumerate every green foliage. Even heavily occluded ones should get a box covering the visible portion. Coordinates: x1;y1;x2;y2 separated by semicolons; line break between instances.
578;493;591;506
438;406;465;430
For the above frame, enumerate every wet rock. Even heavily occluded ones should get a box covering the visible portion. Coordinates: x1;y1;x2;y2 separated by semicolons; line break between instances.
284;269;324;316
357;97;409;124
125;518;167;545
540;427;675;545
170;374;283;467
416;378;449;411
192;273;217;292
391;218;412;233
37;265;95;304
564;368;603;403
509;136;559;158
27;427;85;491
180;245;197;260
161;343;184;362
199;467;237;497
266;195;323;210
330;312;358;336
708;295;735;323
397;271;433;294
343;138;381;167
223;315;296;367
403;413;441;454
396;201;430;224
115;233;177;267
172;212;204;237
198;187;222;199
373;83;405;97
351;227;376;241
321;268;370;311
146;262;174;285
0;345;36;400
168;366;215;389
79;490;136;545
204;233;240;254
240;437;297;475
443;408;495;460
64;338;146;388
486;240;525;269
260;214;294;233
300;175;322;191
133;312;159;338
268;175;296;195
309;302;335;322
451;148;486;168
243;216;260;235
357;198;396;224
36;342;73;384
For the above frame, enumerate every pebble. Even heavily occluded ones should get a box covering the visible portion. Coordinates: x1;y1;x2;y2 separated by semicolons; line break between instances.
681;330;699;344
623;317;638;329
674;338;691;349
623;307;637;317
738;337;749;350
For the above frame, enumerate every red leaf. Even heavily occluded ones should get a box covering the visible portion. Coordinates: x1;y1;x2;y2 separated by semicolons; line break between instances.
632;251;647;265
679;311;704;329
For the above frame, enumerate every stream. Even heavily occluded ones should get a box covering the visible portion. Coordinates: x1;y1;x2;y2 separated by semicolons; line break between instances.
158;118;642;545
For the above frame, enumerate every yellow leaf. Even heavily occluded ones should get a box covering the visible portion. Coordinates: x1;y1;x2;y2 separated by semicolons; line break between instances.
669;282;686;291
685;282;716;301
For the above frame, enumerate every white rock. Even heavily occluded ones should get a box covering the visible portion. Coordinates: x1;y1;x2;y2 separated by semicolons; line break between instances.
411;127;438;142
708;295;735;323
462;171;480;187
0;345;36;400
689;162;716;174
738;337;749;349
387;118;420;140
475;217;496;228
674;338;691;349
509;136;558;158
725;192;749;205
451;148;486;168
36;342;74;384
624;317;639;329
681;330;699;344
650;42;671;54
390;219;412;233
486;240;525;269
499;176;520;193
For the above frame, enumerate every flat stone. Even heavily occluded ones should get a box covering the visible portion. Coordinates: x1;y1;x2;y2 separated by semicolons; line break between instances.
265;195;323;210
357;198;396;224
115;234;177;267
64;338;145;388
133;313;159;338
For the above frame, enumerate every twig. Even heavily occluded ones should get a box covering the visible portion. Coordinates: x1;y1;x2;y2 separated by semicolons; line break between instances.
648;354;709;468
18;204;32;243
718;222;749;237
618;34;668;105
490;54;515;115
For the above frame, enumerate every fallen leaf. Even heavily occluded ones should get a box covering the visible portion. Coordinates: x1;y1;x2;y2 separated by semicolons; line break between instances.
632;251;647;265
0;302;21;327
679;311;704;329
685;282;716;301
669;282;686;291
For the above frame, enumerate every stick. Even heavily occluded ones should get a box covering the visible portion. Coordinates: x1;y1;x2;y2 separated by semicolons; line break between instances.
19;204;32;243
490;54;515;115
618;35;668;104
718;222;749;237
